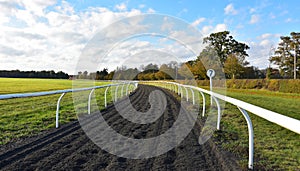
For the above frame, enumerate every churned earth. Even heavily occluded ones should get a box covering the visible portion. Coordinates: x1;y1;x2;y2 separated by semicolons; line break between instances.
0;85;240;171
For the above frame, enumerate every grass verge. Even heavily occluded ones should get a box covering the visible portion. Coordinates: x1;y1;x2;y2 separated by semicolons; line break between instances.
0;78;116;145
205;87;300;170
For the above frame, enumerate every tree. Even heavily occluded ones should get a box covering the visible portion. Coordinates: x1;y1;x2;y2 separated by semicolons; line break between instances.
82;71;88;79
203;31;250;67
96;68;109;80
196;46;224;79
178;63;194;80
189;60;207;80
224;54;244;79
144;63;159;73
158;64;174;79
270;32;300;78
105;71;114;80
242;66;264;79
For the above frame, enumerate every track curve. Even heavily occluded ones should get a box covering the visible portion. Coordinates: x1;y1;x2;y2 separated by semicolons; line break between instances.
0;85;239;170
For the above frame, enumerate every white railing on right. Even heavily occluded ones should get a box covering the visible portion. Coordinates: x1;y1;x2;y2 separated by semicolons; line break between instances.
143;81;300;170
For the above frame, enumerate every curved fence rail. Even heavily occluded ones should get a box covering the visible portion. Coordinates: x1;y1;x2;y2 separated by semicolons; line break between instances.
1;80;299;170
142;81;300;170
0;81;138;128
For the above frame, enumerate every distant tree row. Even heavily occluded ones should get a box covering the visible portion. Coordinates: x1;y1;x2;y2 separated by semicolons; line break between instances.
77;61;268;81
0;70;69;79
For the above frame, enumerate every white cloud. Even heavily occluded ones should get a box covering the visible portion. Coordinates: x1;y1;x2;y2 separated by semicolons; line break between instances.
115;3;127;11
214;24;227;32
258;33;280;40
200;24;227;36
259;33;272;39
191;17;205;27
249;8;256;14
250;14;260;24
201;25;213;36
0;0;147;74
285;18;293;23
139;4;145;9
147;8;155;13
177;8;188;16
161;17;173;31
259;39;271;47
21;0;57;16
224;3;238;15
247;33;281;69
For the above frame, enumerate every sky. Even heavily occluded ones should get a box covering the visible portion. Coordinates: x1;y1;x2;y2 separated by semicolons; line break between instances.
0;0;299;74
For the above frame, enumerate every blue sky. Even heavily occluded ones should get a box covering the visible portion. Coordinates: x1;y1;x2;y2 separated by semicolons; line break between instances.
0;0;299;74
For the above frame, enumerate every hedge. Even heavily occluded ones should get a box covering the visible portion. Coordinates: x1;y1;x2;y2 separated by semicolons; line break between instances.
194;79;300;94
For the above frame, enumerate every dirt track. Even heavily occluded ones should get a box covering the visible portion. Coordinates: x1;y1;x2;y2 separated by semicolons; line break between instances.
0;85;240;171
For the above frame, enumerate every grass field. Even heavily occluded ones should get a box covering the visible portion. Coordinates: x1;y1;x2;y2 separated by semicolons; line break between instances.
0;78;113;94
198;86;300;170
0;78;121;145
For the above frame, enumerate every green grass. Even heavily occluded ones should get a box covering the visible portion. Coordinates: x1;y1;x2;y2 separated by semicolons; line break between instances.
0;78;111;94
147;82;300;170
0;78;119;145
199;86;300;170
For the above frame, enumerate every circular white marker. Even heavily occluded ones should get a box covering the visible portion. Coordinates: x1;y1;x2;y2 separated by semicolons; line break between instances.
206;69;215;78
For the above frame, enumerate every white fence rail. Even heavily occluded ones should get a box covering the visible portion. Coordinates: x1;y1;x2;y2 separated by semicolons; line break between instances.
1;80;299;169
143;81;300;170
0;81;138;128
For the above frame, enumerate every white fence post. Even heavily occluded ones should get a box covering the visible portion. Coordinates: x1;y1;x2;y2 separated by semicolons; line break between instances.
184;86;188;101
212;96;221;130
115;85;119;102
199;91;206;117
126;83;130;96
104;86;110;108
56;92;66;128
88;89;95;114
180;86;184;98
238;107;254;170
190;87;195;105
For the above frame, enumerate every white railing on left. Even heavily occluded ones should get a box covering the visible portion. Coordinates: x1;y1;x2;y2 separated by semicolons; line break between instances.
0;81;138;128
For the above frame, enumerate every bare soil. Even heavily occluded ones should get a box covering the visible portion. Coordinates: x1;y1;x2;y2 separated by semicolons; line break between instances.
0;85;240;171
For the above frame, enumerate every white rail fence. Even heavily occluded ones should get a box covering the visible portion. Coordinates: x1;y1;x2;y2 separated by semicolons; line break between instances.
143;81;300;170
0;81;138;128
1;80;299;169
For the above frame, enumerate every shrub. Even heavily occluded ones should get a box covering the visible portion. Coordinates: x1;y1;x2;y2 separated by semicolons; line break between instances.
267;79;280;91
192;79;299;94
279;80;300;93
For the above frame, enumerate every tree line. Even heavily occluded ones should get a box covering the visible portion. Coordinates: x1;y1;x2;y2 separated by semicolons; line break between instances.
77;62;266;81
77;31;268;80
0;70;69;79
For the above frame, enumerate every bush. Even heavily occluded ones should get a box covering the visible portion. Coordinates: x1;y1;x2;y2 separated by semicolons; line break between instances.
266;79;280;91
278;80;300;93
196;79;300;94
